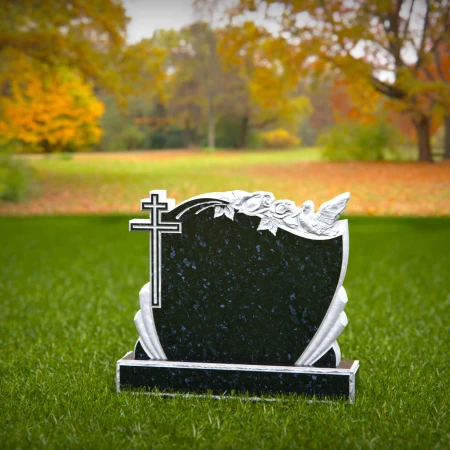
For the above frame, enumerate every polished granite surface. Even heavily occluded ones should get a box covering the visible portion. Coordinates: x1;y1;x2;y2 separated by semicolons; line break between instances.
135;198;343;368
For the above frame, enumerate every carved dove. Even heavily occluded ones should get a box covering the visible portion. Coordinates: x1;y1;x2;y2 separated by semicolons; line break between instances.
297;192;350;236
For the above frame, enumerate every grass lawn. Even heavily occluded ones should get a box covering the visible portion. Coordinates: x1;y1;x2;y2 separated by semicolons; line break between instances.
1;148;449;216
1;215;449;449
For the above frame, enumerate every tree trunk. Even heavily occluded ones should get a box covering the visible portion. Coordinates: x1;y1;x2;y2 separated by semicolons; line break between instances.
207;108;215;149
239;116;249;148
184;120;190;148
184;118;191;148
41;139;52;153
444;115;450;160
191;127;199;147
413;116;433;162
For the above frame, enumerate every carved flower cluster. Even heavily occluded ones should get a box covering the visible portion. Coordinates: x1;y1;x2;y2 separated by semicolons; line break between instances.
214;191;300;236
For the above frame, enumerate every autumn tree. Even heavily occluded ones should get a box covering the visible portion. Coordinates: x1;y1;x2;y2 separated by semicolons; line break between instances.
297;82;335;145
93;28;201;150
165;44;206;147
0;60;104;153
0;0;132;154
109;19;311;150
167;23;222;148
0;0;128;93
133;24;236;148
192;1;226;148
230;0;450;161
120;26;214;148
327;75;425;143
420;39;450;158
217;21;312;147
192;23;221;148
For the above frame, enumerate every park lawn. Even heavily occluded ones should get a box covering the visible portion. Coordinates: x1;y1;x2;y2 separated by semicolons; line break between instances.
0;215;449;449
1;148;449;216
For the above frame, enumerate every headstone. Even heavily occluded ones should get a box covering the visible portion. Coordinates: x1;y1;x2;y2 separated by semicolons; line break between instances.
117;190;359;400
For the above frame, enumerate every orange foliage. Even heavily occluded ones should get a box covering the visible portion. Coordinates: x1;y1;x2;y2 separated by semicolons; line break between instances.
329;78;383;125
0;154;448;217
0;65;104;152
230;0;449;160
415;40;450;123
329;77;441;141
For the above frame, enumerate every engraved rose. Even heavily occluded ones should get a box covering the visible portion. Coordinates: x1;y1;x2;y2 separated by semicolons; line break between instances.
236;192;274;215
270;200;296;220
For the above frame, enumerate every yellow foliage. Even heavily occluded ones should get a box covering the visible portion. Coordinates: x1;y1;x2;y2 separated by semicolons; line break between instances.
217;22;311;131
0;65;104;153
0;0;128;96
261;129;301;149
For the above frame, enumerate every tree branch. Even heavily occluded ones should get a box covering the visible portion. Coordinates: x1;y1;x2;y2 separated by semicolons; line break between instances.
416;0;430;69
422;67;435;81
434;45;449;83
251;116;278;130
401;0;415;40
382;1;405;67
370;75;407;99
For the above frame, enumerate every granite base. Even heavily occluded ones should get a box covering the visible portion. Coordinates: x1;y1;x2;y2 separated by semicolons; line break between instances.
117;352;359;401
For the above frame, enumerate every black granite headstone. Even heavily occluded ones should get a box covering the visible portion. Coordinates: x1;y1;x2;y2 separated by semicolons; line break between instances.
117;190;359;400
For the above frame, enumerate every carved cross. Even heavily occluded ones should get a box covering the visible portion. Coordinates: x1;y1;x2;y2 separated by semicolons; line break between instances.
129;190;182;308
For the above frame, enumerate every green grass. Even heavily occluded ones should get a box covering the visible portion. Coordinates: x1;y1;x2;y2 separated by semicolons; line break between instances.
12;147;326;212
1;216;449;449
25;147;322;179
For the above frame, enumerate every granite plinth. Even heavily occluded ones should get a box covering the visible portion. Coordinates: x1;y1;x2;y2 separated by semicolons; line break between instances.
117;352;359;401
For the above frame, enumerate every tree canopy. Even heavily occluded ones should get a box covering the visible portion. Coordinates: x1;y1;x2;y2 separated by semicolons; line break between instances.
125;21;312;149
0;0;129;92
229;0;450;160
0;60;104;153
1;0;448;159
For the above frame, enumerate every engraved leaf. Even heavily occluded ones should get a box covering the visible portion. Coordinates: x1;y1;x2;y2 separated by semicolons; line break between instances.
257;218;272;230
258;218;278;235
214;206;225;218
269;222;278;235
224;205;235;220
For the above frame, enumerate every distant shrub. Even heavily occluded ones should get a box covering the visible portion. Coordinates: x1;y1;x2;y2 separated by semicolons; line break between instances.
164;128;185;149
149;129;166;149
298;117;319;146
215;116;245;148
116;126;146;151
318;121;401;161
0;155;36;202
262;129;301;149
245;131;263;149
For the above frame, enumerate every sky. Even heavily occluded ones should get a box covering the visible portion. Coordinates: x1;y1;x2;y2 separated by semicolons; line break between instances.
122;0;281;43
123;0;196;43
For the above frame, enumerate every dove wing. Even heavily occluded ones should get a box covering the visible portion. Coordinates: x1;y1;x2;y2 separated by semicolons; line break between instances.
316;192;350;226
